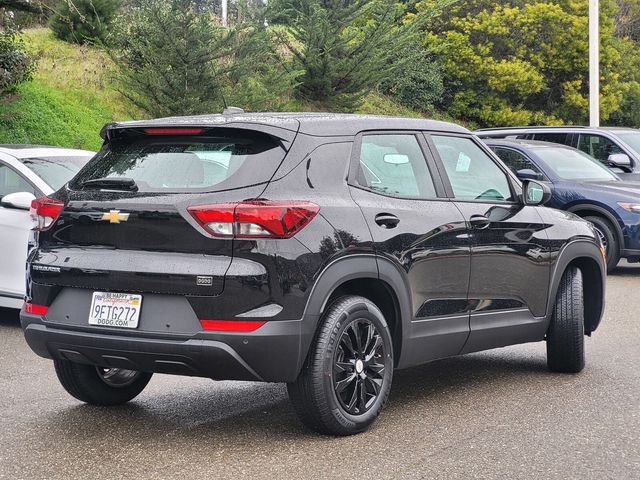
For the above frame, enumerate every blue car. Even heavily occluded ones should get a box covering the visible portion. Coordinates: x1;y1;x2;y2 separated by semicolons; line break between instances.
486;139;640;271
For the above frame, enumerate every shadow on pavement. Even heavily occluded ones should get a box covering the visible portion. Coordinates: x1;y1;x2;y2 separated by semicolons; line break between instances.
0;307;20;328
608;263;640;277
37;351;550;443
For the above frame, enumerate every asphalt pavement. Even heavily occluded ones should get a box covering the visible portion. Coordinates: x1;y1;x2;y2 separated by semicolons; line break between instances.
1;264;639;479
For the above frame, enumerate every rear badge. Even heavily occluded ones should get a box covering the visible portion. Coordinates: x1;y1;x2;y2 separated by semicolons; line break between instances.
101;210;130;224
197;276;213;286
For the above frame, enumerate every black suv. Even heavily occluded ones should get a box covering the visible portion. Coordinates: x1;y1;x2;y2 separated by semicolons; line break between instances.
476;126;640;179
21;113;606;435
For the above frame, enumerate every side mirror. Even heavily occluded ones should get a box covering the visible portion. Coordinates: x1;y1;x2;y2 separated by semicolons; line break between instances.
383;154;410;165
516;169;543;181
0;191;35;211
607;153;631;170
522;180;552;206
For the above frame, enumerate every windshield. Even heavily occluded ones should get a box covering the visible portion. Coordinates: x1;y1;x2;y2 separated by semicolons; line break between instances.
70;130;285;193
533;147;619;181
21;156;93;190
615;131;640;155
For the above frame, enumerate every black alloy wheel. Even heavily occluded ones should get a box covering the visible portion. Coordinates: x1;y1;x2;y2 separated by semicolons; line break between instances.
333;318;386;415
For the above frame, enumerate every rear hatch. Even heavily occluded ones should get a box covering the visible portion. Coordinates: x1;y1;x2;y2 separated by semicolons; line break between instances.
31;125;294;297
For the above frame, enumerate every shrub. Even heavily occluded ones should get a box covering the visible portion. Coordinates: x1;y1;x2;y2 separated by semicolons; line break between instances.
0;21;34;95
50;0;122;44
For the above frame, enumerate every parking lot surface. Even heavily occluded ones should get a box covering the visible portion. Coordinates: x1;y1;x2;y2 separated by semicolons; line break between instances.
1;265;639;480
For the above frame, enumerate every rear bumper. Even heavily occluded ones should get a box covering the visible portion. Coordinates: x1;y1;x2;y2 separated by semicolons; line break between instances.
21;312;308;382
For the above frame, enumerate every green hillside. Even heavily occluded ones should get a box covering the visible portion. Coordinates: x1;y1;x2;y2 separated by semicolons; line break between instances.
0;28;432;151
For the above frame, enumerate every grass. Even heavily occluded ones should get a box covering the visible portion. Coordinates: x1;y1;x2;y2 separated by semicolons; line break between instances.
0;28;454;150
0;28;136;151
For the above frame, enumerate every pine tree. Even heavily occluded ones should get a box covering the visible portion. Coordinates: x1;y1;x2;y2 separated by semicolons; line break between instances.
268;0;440;111
109;0;233;117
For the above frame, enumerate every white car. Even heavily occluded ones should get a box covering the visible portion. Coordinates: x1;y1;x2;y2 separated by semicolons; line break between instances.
0;145;95;308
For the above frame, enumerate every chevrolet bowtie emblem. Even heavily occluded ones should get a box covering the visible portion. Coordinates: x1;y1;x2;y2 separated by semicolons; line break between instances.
101;210;130;224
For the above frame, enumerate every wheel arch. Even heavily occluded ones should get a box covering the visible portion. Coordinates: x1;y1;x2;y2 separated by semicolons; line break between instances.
566;203;624;252
547;240;606;335
299;254;412;371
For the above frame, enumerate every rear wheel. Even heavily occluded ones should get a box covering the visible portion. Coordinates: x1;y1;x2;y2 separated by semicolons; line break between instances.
54;360;152;406
546;267;585;373
287;295;394;436
584;215;619;272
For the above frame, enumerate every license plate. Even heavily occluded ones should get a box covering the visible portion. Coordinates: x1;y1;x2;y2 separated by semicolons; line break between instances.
88;292;142;329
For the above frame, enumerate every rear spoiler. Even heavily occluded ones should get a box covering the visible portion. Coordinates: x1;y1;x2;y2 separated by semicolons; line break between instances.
100;120;300;147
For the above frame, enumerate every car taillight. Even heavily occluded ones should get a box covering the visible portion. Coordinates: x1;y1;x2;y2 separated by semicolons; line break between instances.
30;197;64;231
199;319;265;332
24;302;48;315
188;201;320;239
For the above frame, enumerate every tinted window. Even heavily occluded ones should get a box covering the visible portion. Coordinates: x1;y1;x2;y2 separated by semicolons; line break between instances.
491;147;547;180
532;133;572;145
21;156;92;190
358;134;436;198
533;146;618;181
577;134;623;163
432;136;513;202
0;163;34;198
615;131;640;155
70;130;285;193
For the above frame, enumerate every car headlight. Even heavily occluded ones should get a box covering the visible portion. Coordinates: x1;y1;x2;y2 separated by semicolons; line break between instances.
618;202;640;214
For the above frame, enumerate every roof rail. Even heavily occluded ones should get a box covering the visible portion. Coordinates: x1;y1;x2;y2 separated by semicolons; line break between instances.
476;125;590;131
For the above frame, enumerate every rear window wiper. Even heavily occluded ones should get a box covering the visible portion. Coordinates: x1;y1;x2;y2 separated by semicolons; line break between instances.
80;177;139;192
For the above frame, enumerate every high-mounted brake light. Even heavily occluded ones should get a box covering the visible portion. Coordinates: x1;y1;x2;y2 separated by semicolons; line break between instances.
188;201;320;239
143;127;204;135
24;302;48;315
30;197;64;231
200;319;266;332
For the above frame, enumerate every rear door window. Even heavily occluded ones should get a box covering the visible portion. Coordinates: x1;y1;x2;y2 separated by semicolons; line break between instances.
70;130;286;193
356;134;437;198
577;134;623;163
531;133;572;145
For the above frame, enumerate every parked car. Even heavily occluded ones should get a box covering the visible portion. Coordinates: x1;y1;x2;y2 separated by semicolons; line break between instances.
20;114;605;436
485;139;640;271
476;126;640;179
0;145;94;309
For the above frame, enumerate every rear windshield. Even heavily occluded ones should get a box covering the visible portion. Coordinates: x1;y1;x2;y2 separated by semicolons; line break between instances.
69;131;286;192
22;156;93;190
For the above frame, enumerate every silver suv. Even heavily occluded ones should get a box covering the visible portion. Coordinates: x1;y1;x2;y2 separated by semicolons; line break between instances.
476;126;640;180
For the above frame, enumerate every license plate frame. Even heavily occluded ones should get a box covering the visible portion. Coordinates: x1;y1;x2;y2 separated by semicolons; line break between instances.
88;292;142;329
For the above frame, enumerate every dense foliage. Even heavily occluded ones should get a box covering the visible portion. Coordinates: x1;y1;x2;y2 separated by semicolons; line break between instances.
50;0;122;44
418;0;640;127
0;8;34;95
109;0;294;117
268;0;447;111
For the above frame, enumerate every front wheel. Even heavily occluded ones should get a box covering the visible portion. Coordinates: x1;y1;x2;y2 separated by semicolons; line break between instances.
287;295;394;436
584;215;619;272
546;267;585;373
54;360;152;406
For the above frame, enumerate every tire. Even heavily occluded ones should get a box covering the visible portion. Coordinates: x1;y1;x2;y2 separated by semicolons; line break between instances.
287;295;394;436
54;360;152;406
584;215;619;272
546;266;585;373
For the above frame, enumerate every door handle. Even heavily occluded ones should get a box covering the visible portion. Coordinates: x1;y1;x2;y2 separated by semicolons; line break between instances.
469;214;491;229
375;213;400;229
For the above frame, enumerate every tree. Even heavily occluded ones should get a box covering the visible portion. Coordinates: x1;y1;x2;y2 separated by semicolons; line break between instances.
109;0;293;117
268;0;447;111
421;0;640;126
50;0;122;44
0;4;35;95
